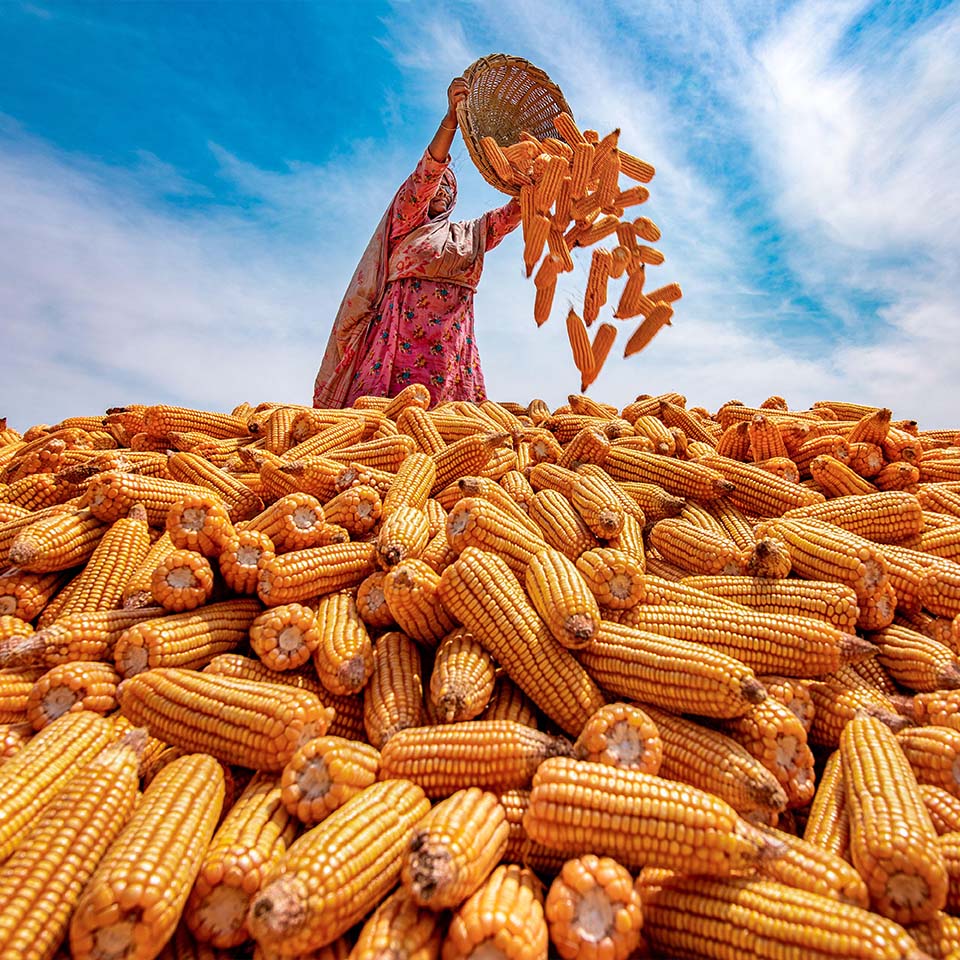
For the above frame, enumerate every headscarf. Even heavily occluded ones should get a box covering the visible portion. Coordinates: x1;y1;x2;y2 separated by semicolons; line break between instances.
313;161;490;408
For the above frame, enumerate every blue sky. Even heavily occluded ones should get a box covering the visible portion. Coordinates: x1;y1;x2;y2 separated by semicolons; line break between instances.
1;0;958;431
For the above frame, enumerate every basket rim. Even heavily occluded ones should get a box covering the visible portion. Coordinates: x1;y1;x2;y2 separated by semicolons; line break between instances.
457;53;574;197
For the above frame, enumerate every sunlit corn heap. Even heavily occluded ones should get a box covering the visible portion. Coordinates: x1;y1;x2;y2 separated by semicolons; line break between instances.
481;111;681;391
2;389;960;959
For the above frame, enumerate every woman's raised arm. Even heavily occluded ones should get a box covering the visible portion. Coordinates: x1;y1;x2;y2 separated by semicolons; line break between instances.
428;77;468;162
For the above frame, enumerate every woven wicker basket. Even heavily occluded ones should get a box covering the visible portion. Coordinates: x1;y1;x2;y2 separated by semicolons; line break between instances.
456;53;574;196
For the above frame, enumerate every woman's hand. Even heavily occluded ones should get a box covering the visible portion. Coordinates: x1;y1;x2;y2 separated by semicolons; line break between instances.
446;77;469;124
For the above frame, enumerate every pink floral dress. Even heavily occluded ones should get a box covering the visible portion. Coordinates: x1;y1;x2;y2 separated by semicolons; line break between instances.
344;152;521;405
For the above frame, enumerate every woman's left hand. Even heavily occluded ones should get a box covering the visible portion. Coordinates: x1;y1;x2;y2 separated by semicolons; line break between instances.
446;77;469;122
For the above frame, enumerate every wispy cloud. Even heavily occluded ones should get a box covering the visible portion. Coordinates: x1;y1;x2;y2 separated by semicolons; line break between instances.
1;0;957;434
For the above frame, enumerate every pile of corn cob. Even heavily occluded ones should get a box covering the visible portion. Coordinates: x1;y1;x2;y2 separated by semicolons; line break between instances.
480;112;681;389
1;389;960;959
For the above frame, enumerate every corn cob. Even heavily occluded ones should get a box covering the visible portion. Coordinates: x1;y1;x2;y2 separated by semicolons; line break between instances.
249;602;320;672
438;547;604;734
640;704;787;823
7;508;106;573
757;673;816;735
623;602;872;677
214;527;273;596
55;504;152;618
528;489;599;560
381;558;457;646
83;471;206;525
427;432;508;495
648;518;748;576
640;874;930;960
312;590;374;696
396;406;446;455
441;863;547;960
800;749;850;860
150;547;216;611
323;435;417;473
681;575;861;632
69;752;224;960
871;623;960;691
429;627;496;723
26;660;120;729
183;771;298;948
847;440;885;477
379;719;572;799
257;541;377;606
248;779;430;955
119;530;177;608
574;701;662;775
545;854;644;960
921;785;960;835
781;489;924;543
166;493;233;560
401;787;508;910
751;822;870;907
524;547;601;649
455;475;542;537
374;505;429;569
0;736;141;960
874;460;922;490
351;887;442;960
355;570;395;629
241;492;328;551
166;449;264;520
574;547;645;609
840;714;948;923
0;666;45;722
713;695;816;809
0;710;114;860
114;598;259;677
0;473;69;511
809;453;878;496
602;448;733;500
280;734;379;827
363;630;424;749
118;667;333;770
0;721;31;762
141;403;249;440
581;618;765;717
524;755;779;873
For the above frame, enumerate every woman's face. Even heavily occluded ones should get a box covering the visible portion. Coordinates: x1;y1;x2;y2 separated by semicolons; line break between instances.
429;179;455;218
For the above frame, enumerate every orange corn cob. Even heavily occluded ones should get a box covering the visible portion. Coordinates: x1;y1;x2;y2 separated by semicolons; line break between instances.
7;508;106;573
641;704;787;823
26;660;120;730
640;875;927;960
841;713;948;923
0;722;31;762
444;496;549;576
428;627;496;723
249;602;320;673
802;748;849;859
871;623;960;692
0;736;140;960
545;854;644;960
351;887;442;960
455;475;542;538
847;441;885;477
185;772;298;948
0;710;115;861
602;448;733;501
574;702;662;774
69;752;224;960
355;570;396;629
575;547;646;609
313;590;374;696
401;787;508;910
257;541;377;606
524;547;601;649
379;720;572;799
118;667;333;770
438;547;604;735
875;460;922;490
150;548;215;611
845;407;892;446
528;489;599;560
218;528;275;595
248;779;430;955
57;504;152;618
120;531;177;608
806;667;909;748
524;756;780;874
780;489;924;543
376;505;430;569
809;454;878;496
280;735;379;825
0;666;44;723
242;492;329;551
142;403;250;440
382;558;457;646
363;630;424;750
479;676;539;728
921;784;960;835
324;434;418;473
114;599;260;677
0;566;69;622
648;519;748;576
897;726;960;797
167;449;264;520
83;470;210;525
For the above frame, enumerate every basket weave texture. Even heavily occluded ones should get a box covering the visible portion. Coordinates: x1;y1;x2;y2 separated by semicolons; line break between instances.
457;53;574;196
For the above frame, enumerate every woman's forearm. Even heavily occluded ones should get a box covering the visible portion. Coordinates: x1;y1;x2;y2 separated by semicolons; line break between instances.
428;110;458;163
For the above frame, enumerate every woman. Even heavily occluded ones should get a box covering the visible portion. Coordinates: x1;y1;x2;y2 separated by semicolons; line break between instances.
313;78;522;408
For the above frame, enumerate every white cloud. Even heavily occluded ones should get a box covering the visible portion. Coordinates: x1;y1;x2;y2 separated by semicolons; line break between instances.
1;0;957;435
